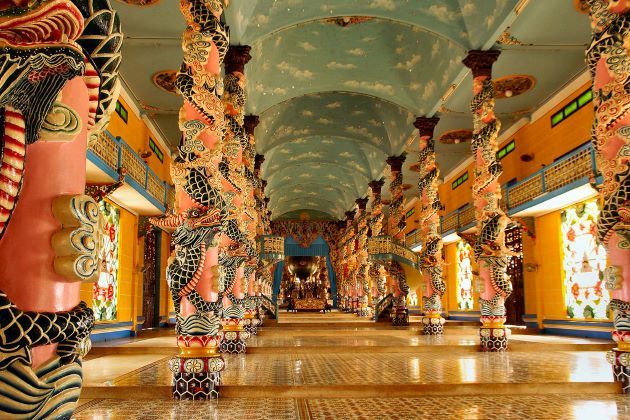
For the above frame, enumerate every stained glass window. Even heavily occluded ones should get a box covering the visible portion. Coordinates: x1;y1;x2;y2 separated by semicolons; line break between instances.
456;241;474;310
561;199;609;319
93;201;120;321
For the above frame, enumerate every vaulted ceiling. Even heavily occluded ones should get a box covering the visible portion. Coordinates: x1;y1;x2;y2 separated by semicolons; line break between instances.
112;0;591;220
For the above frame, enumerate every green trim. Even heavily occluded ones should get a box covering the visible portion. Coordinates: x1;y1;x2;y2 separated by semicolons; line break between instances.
405;207;415;219
451;171;468;190
550;88;592;128
115;101;128;124
496;139;515;161
148;138;164;163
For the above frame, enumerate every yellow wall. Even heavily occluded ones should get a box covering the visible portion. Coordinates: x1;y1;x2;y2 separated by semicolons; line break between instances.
439;81;594;215
107;96;173;184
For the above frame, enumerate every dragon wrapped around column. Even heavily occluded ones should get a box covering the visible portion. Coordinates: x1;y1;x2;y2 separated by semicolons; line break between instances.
218;45;255;353
0;0;122;416
414;117;447;335
581;0;630;393
462;50;517;352
150;0;230;399
355;197;371;317
386;154;409;326
368;179;387;302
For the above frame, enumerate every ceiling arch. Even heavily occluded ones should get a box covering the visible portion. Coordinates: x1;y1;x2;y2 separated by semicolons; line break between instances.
226;0;519;51
244;18;468;115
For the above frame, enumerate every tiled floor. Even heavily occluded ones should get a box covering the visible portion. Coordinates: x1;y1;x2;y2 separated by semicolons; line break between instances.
77;324;625;419
73;395;630;420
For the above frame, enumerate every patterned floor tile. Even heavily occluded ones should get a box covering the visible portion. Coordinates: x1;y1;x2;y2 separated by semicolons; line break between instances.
73;398;299;420
306;395;630;420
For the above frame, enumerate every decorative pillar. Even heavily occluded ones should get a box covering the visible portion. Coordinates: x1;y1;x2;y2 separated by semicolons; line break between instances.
386;155;409;326
414;117;447;335
368;179;387;304
151;0;230;399
0;0;122;414
355;197;371;317
219;44;254;353
243;115;260;336
463;50;515;351
581;0;630;393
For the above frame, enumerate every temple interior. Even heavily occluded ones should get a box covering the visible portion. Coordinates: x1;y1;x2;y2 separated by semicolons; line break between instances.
0;0;629;419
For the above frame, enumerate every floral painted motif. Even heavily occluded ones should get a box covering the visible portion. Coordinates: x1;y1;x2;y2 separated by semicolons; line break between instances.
561;199;609;320
93;201;120;321
456;241;474;311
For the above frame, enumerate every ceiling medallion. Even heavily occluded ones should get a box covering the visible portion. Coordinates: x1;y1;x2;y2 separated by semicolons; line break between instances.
494;75;536;99
439;129;473;145
326;16;374;27
496;30;524;46
116;0;161;5
152;70;178;94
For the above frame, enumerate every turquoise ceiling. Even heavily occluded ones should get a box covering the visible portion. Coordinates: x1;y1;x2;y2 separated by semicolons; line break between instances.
111;0;591;220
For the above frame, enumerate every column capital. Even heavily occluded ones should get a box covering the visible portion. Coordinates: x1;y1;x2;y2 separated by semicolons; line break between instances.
225;45;252;74
462;50;501;78
244;115;260;135
368;179;385;195
413;116;440;138
356;197;369;210
386;154;407;172
254;154;265;171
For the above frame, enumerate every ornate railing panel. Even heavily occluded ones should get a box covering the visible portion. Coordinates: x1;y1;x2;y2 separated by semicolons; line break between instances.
368;235;419;269
258;235;285;262
87;130;174;212
440;143;599;235
373;293;393;321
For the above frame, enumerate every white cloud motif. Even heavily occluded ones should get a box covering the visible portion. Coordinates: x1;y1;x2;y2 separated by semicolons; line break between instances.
317;118;333;125
326;102;342;109
395;54;421;70
326;62;357;70
276;61;315;79
344;80;394;96
347;48;366;56
302;110;314;117
369;0;395;11
298;41;317;51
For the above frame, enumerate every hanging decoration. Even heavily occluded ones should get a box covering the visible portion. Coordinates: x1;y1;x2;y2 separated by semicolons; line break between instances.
457;241;475;311
561;199;609;319
93;201;120;321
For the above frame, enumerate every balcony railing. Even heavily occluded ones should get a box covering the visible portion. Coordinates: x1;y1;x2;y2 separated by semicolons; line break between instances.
440;142;599;235
368;235;419;269
258;235;285;262
88;130;174;212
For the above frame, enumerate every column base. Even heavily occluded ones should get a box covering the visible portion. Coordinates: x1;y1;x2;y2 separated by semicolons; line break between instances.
392;308;409;326
607;350;630;393
357;307;371;317
244;318;260;335
219;318;249;353
422;315;445;335
480;327;509;352
169;356;225;400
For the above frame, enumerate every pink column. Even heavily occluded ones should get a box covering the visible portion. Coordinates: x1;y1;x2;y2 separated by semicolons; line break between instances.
582;0;630;392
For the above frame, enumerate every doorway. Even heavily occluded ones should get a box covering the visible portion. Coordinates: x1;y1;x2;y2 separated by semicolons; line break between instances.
142;229;161;329
504;226;525;325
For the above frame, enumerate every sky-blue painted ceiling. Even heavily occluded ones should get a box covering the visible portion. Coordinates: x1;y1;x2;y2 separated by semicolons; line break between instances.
112;0;591;220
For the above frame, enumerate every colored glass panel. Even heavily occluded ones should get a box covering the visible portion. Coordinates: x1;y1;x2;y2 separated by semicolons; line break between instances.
456;241;474;310
93;201;120;321
578;90;592;107
561;199;609;319
551;111;564;126
564;101;578;117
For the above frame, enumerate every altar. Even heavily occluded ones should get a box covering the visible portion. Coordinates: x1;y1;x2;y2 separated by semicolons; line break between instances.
295;297;326;311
